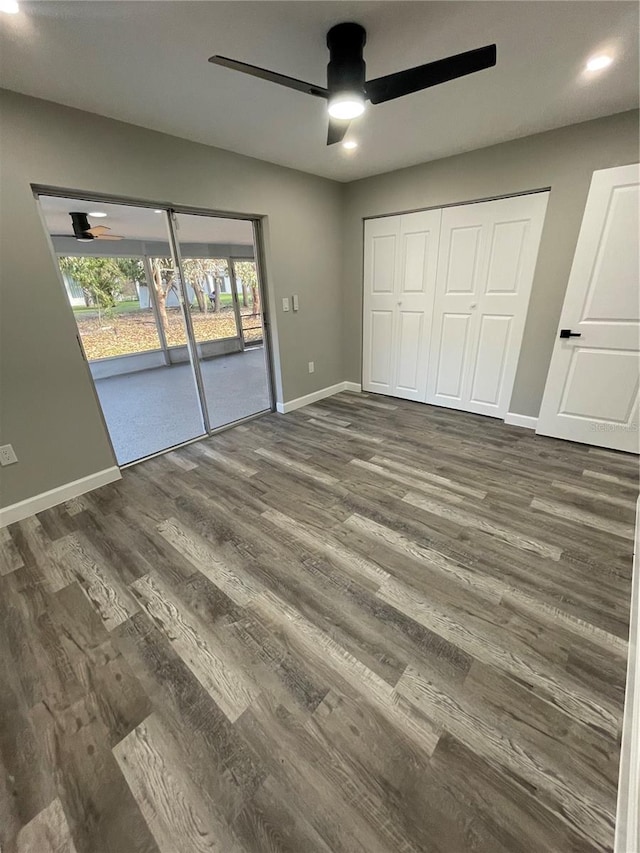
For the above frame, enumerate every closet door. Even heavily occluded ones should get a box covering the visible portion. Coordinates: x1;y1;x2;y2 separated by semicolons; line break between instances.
425;193;549;417
363;216;400;396
363;210;440;400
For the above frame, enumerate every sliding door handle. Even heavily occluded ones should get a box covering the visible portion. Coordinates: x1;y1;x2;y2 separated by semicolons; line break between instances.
559;329;581;339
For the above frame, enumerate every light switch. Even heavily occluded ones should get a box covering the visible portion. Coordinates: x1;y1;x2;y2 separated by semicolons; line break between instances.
282;297;290;312
292;294;299;311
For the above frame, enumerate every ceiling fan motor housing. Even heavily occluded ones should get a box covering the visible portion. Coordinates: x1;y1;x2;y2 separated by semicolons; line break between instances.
326;22;367;97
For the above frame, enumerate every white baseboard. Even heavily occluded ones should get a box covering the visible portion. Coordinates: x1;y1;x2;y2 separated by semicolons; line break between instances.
504;412;538;430
616;498;640;853
0;466;121;528
276;381;360;415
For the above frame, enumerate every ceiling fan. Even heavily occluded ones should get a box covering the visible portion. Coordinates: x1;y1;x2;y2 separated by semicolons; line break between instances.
209;23;496;145
69;212;124;242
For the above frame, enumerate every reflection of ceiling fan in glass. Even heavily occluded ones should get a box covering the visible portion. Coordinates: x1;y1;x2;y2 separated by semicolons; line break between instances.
70;212;124;242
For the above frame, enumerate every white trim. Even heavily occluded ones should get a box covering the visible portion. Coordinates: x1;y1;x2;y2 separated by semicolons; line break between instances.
276;381;359;414
616;497;640;853
504;412;538;430
0;466;121;528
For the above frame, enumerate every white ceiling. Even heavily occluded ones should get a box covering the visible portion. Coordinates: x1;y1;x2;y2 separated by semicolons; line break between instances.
39;195;255;244
1;1;638;181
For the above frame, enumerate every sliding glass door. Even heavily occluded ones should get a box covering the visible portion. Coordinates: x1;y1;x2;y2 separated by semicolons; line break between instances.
38;194;272;465
173;211;272;430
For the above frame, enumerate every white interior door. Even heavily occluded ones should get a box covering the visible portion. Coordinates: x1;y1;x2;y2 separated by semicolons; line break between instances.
363;210;441;400
537;164;640;453
425;193;549;417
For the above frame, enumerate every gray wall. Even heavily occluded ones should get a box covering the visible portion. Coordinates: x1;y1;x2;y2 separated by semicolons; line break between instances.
342;109;640;416
0;89;343;508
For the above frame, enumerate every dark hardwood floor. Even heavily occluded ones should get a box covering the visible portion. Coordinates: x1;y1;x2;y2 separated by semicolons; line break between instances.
1;392;637;853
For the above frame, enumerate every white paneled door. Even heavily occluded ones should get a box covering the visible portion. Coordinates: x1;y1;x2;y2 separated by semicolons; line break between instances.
363;210;441;400
537;164;640;453
425;193;549;417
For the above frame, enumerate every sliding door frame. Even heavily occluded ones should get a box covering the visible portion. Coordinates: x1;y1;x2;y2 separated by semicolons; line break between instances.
33;185;277;466
166;208;212;434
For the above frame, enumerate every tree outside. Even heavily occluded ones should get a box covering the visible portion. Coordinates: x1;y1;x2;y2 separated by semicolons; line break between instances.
60;254;262;360
233;260;260;316
59;256;134;320
181;258;229;315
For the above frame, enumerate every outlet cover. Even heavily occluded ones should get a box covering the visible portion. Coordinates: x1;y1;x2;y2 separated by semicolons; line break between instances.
308;361;315;374
0;444;18;466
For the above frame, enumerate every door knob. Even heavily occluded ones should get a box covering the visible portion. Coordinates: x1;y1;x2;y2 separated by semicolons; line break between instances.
559;329;581;338
469;303;477;309
397;301;402;306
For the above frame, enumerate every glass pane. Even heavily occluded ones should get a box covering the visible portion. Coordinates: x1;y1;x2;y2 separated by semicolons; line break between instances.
149;256;189;348
174;212;271;430
180;257;239;342
59;257;160;359
39;197;206;465
232;259;264;345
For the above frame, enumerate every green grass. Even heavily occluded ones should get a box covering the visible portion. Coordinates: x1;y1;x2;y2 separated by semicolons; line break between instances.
72;293;241;317
73;300;142;316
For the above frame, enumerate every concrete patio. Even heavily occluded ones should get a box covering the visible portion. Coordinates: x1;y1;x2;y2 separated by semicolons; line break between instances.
94;347;271;464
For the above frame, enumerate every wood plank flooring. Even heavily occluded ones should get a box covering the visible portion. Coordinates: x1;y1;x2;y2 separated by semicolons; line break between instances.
1;392;637;853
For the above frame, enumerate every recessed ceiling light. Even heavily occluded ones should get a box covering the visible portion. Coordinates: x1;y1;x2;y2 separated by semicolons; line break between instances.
88;211;107;218
342;140;358;150
0;0;19;14
586;54;613;72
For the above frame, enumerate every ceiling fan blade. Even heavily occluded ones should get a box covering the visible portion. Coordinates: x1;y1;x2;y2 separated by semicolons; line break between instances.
327;117;351;146
95;234;124;241
366;44;496;105
86;225;111;236
209;55;328;98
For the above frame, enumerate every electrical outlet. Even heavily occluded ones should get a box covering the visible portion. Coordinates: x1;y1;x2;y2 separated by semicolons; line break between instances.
282;297;290;312
308;361;315;374
0;444;18;466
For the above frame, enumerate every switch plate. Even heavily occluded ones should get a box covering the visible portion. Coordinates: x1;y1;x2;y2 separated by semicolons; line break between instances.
282;297;290;312
0;444;18;466
292;294;299;311
308;361;315;374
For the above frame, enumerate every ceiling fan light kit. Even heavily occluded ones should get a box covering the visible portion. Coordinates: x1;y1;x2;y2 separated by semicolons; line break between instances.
209;22;496;146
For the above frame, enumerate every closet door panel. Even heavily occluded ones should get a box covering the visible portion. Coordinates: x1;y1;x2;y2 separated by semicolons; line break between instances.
395;310;425;396
425;205;486;409
446;225;483;293
371;234;397;293
469;193;549;417
469;314;512;407
369;310;395;388
433;313;472;401
363;210;440;401
426;193;549;416
392;210;441;400
363;217;400;395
